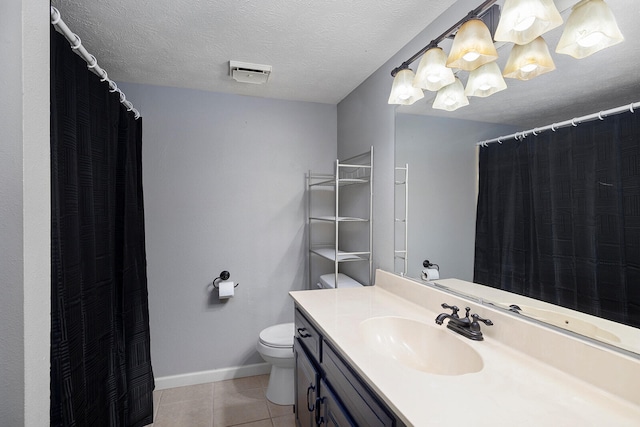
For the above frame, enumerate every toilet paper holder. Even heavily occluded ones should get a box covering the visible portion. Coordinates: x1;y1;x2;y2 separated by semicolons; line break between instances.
421;260;440;282
211;270;239;289
423;260;439;271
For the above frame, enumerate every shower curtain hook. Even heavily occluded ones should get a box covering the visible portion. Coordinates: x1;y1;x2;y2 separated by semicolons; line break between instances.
108;81;118;93
598;112;604;120
50;7;61;25
630;104;635;113
497;138;502;144
551;124;557;132
87;54;98;69
100;71;109;82
532;128;538;136
571;119;578;127
118;90;126;103
70;34;82;50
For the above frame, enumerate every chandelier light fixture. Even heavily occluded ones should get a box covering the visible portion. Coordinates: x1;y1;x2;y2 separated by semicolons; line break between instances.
413;47;456;92
388;68;425;105
494;0;563;45
503;36;556;80
432;78;469;111
465;62;507;97
446;19;499;71
556;0;624;59
388;0;623;109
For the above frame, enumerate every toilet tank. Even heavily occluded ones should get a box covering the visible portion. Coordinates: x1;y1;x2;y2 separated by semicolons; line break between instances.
318;273;363;289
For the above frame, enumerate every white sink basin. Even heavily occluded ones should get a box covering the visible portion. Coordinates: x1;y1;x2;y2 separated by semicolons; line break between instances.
358;316;483;376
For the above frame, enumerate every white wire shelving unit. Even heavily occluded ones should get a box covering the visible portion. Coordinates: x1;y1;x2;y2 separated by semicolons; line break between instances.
307;148;373;288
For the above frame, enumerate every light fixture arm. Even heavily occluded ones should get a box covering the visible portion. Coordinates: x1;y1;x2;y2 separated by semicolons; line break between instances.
390;0;498;77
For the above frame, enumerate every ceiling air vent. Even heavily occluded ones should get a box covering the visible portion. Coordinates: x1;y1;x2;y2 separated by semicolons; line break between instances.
229;61;272;84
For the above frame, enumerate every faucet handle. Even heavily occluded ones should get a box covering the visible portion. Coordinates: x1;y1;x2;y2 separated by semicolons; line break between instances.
440;303;459;318
471;314;493;326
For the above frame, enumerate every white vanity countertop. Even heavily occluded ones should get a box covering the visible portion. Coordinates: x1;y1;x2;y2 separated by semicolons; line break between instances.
290;274;640;426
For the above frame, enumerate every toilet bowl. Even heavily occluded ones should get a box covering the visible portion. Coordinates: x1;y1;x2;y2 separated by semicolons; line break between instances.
256;322;295;405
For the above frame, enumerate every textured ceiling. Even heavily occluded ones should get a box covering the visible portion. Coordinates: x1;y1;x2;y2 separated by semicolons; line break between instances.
51;1;640;127
50;0;457;105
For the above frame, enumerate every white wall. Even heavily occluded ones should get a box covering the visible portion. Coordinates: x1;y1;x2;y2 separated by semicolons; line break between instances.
118;83;337;378
395;114;517;280
0;0;50;424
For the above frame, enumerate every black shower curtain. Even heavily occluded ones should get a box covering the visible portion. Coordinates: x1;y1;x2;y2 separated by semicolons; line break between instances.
474;111;640;328
50;29;154;426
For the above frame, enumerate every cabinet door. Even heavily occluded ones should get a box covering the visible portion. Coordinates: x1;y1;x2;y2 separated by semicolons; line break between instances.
318;379;355;427
322;341;394;426
295;309;322;362
295;339;318;427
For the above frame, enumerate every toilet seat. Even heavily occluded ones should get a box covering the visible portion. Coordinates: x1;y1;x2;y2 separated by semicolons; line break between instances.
259;323;294;348
256;322;296;405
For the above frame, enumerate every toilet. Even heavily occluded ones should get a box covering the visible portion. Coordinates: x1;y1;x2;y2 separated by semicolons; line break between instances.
256;322;295;405
256;274;362;405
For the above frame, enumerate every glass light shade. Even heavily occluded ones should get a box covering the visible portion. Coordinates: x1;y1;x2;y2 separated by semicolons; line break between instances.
464;62;507;98
503;36;556;80
446;19;499;71
556;0;624;59
413;47;456;91
494;0;563;45
432;78;469;111
388;69;424;105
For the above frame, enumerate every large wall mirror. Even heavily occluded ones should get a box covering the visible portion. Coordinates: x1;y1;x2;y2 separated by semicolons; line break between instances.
393;0;640;355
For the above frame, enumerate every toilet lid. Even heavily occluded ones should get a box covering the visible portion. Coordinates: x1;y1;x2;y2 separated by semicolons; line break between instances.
259;323;294;348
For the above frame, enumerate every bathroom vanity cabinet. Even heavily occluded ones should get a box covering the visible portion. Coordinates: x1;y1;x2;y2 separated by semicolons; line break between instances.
307;148;373;288
291;270;640;426
294;308;402;426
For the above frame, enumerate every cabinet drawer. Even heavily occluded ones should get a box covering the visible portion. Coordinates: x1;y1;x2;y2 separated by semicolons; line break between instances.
295;309;322;363
322;341;395;427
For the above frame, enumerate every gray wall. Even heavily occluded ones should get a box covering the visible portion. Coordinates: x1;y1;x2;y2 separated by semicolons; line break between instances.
395;114;517;280
336;1;484;280
118;83;337;377
336;0;518;279
1;2;25;422
337;71;397;283
0;0;51;424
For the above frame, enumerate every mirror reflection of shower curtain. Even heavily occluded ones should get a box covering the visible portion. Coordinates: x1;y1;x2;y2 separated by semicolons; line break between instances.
474;111;640;328
50;28;154;426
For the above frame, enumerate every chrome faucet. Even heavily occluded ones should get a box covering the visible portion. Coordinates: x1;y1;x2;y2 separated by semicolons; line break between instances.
435;303;493;341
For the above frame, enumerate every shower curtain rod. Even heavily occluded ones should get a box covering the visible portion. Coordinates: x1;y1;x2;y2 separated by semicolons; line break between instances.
476;100;640;146
50;6;141;120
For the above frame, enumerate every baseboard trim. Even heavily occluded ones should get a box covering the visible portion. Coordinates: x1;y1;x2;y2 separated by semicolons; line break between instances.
155;362;271;390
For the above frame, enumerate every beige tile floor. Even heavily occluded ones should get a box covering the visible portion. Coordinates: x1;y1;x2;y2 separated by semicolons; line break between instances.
148;374;296;427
